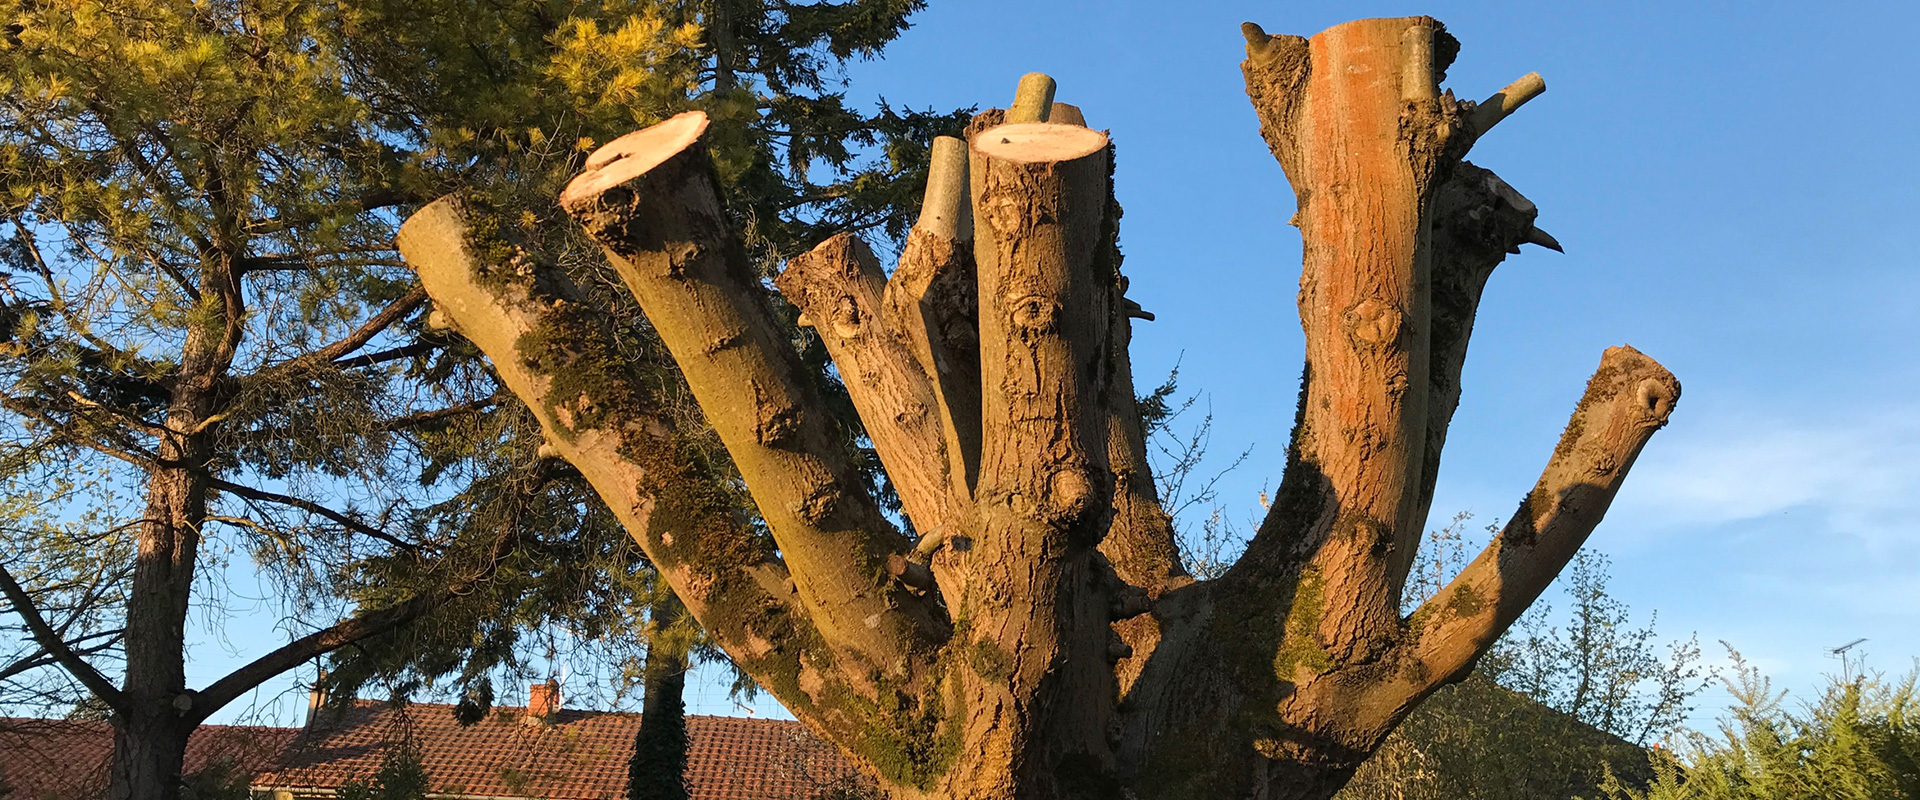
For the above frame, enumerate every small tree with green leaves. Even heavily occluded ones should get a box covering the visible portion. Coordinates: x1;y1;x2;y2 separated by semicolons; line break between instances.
1484;550;1709;746
1337;518;1712;800
336;742;432;800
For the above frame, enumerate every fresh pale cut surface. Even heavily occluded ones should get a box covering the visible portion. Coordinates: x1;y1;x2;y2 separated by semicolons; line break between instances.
975;122;1109;164
561;111;710;209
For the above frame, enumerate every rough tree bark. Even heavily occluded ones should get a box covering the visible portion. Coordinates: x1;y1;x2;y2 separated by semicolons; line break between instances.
107;228;245;800
400;16;1680;800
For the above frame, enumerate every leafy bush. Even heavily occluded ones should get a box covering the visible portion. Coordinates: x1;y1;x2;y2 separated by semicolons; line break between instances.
1339;673;1656;800
1600;653;1920;800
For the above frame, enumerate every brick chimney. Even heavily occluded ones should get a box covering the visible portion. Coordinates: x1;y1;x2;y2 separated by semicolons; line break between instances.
526;679;561;725
306;669;329;725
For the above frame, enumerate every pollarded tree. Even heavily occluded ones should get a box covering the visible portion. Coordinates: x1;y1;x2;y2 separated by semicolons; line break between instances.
398;16;1681;800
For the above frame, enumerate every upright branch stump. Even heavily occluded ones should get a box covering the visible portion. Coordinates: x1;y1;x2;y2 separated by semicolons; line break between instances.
399;16;1679;800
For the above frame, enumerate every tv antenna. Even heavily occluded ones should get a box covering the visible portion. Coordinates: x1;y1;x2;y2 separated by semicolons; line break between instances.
1831;638;1868;655
1829;638;1869;680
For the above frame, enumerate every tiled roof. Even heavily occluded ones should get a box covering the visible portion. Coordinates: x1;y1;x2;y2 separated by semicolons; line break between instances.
253;701;862;800
0;703;861;800
682;714;860;800
0;717;296;800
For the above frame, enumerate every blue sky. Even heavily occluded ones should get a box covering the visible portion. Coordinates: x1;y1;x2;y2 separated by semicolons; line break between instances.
200;0;1920;728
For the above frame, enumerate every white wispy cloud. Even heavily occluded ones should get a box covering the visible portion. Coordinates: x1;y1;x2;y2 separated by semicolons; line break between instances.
1612;404;1920;548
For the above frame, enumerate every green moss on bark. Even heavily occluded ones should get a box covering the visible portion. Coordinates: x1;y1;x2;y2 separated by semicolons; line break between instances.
804;655;964;791
1273;566;1332;680
854;683;963;790
968;638;1014;682
1445;583;1486;618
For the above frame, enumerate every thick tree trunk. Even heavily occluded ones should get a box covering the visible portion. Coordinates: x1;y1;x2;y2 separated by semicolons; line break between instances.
108;239;240;799
109;435;209;800
629;592;691;800
937;120;1120;800
109;715;195;800
112;465;205;798
404;17;1680;800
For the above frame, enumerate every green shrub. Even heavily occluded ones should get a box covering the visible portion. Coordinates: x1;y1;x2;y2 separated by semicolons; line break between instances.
337;742;432;800
1600;652;1920;800
1338;674;1656;800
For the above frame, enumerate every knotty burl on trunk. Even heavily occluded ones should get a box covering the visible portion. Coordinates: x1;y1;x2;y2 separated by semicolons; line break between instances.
396;16;1678;800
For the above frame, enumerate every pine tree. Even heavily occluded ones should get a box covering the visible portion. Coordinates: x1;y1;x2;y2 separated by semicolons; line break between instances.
0;2;958;798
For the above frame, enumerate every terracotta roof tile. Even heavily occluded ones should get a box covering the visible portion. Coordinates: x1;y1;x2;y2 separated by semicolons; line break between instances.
0;718;295;799
253;701;862;800
0;703;859;800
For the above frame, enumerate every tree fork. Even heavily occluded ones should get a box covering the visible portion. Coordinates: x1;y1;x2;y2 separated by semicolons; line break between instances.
1214;349;1678;798
411;17;1686;800
559;113;947;675
1115;17;1680;800
777;234;953;536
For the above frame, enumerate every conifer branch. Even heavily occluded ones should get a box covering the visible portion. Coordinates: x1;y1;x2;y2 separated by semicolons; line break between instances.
298;285;430;364
0;400;161;468
0;562;126;711
207;478;424;553
192;524;516;721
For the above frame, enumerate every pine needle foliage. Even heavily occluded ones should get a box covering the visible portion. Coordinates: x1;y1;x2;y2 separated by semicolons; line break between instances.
0;0;963;793
337;740;432;800
1601;653;1920;800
